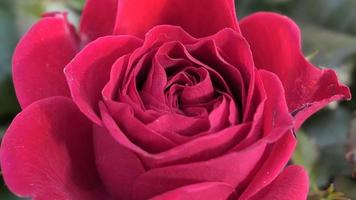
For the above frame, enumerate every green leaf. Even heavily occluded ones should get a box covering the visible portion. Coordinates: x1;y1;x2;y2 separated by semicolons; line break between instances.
302;108;353;187
292;131;319;191
0;177;22;200
0;77;20;125
0;127;5;137
334;176;356;200
236;0;297;17
66;0;86;11
303;108;352;147
346;114;356;178
300;23;356;74
293;131;319;171
13;0;81;33
308;184;351;200
14;0;45;17
291;0;356;36
0;0;19;82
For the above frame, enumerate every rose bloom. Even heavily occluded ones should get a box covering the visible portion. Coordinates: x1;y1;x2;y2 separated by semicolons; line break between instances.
0;0;351;200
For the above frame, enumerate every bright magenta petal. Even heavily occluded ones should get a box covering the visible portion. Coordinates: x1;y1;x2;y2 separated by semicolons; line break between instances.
114;0;240;38
239;133;297;199
150;182;236;200
64;35;142;125
132;143;266;199
80;0;119;42
240;12;351;129
0;97;106;199
250;165;309;200
94;125;145;199
235;70;296;197
13;13;79;108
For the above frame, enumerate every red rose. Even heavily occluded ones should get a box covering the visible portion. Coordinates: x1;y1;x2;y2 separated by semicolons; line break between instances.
0;1;351;200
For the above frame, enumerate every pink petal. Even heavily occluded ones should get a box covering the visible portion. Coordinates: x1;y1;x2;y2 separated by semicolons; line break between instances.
258;70;293;137
250;165;309;200
208;95;233;131
239;133;297;199
140;57;168;106
13;13;79;108
240;12;351;129
233;70;293;150
178;68;215;105
146;113;210;138
64;35;142;125
101;98;253;168
132;143;266;199
80;0;119;42
0;97;106;199
236;71;295;198
142;123;250;167
186;29;255;121
150;182;236;200
93;125;145;199
102;101;176;153
113;0;240;38
102;54;131;101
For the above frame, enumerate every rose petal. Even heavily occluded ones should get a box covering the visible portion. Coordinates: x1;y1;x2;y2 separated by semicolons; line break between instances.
240;12;351;129
230;73;266;150
140;57;168;106
258;70;293;137
13;13;79;108
132;143;266;200
113;0;240;38
234;70;295;197
146;113;210;137
186;30;255;121
249;165;309;200
155;41;237;109
93;125;145;199
80;0;119;42
0;97;106;199
102;98;252;168
102;101;176;153
239;132;297;199
141;27;253;121
148;123;252;167
181;69;215;104
150;182;236;200
208;95;232;131
64;35;143;125
102;55;131;101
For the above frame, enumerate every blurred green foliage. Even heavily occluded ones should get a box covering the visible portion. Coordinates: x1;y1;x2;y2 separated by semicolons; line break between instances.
0;0;355;199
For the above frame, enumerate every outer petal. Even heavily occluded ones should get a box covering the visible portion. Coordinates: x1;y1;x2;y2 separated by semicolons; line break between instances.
13;13;79;108
233;70;293;151
240;12;351;129
250;165;309;200
101;97;255;168
235;70;296;198
0;97;107;200
80;0;119;42
94;125;145;200
238;133;297;200
150;182;236;200
64;35;143;125
114;0;240;38
132;143;266;200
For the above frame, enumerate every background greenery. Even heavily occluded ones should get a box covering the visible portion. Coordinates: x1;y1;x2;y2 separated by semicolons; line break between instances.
0;0;355;199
